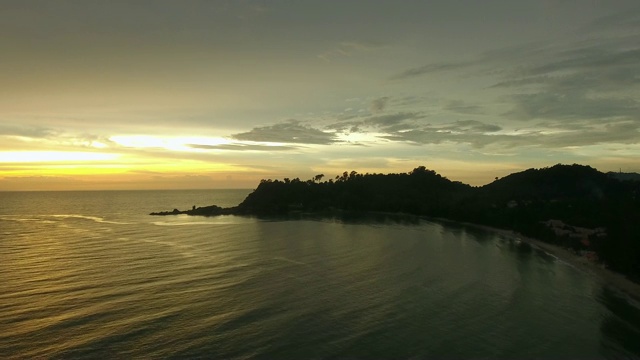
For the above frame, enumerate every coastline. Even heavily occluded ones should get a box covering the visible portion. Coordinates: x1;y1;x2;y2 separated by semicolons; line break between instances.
454;220;640;302
151;205;640;302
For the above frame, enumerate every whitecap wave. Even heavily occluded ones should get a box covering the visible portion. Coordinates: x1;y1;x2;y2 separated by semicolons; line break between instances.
48;214;131;225
0;215;42;222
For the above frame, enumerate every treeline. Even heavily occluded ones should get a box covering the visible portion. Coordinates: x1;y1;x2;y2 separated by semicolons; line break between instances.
234;164;640;280
238;166;471;216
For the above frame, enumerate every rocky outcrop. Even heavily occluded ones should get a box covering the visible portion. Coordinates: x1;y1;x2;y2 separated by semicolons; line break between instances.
150;205;239;216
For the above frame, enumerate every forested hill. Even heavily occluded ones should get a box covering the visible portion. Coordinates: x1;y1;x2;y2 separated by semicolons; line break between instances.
464;165;640;280
151;164;640;280
237;166;473;216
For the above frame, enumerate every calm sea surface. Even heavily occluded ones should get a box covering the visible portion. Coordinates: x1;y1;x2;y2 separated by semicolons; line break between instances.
1;189;639;359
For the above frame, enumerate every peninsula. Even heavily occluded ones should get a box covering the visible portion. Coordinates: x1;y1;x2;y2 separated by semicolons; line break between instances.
151;164;640;284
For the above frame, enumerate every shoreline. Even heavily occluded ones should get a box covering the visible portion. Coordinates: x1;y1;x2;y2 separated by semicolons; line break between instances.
451;220;640;302
151;207;640;302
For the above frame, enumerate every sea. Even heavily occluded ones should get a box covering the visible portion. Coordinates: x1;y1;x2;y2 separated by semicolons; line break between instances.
1;189;639;359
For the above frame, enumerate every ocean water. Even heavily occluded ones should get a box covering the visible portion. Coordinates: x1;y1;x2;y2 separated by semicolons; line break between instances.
1;189;639;359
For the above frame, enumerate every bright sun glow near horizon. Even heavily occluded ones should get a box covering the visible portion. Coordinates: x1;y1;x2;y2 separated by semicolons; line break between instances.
1;1;639;191
0;151;120;163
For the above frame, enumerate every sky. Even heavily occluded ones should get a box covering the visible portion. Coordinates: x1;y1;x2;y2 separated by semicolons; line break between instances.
1;0;639;190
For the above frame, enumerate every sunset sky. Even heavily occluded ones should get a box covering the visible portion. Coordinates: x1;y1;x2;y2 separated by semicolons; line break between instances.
1;0;639;190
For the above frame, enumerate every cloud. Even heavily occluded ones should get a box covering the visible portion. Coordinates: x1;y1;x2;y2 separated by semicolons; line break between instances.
443;100;485;115
528;47;640;76
370;96;389;113
232;120;337;145
442;120;501;133
389;96;432;107
388;6;640;133
376;119;505;148
505;91;639;121
0;124;57;138
485;28;640;125
381;129;495;148
363;112;424;128
375;9;640;152
389;41;564;83
542;121;640;147
324;120;363;134
389;61;474;80
318;41;385;62
490;76;549;89
324;111;426;136
380;119;640;150
582;6;640;33
188;143;298;151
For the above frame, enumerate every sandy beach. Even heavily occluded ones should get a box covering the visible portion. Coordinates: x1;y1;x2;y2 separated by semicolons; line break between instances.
351;213;640;302
467;222;640;302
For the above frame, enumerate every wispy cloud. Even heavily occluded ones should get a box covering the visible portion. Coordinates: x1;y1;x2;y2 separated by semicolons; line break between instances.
363;112;424;128
381;120;640;150
528;47;640;75
504;92;639;122
387;5;640;134
318;41;385;62
232;120;338;145
188;143;298;151
443;100;485;115
494;42;640;124
0;125;58;138
323;111;425;136
379;119;504;148
442;120;501;133
581;6;640;33
370;96;389;113
389;61;474;80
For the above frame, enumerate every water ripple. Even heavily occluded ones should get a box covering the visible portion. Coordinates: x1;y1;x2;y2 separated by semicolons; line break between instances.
1;191;639;359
